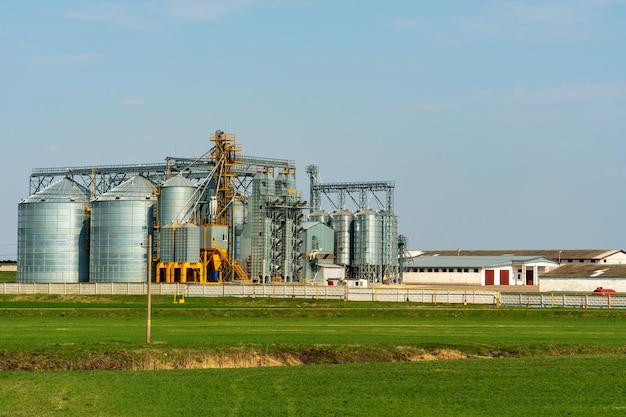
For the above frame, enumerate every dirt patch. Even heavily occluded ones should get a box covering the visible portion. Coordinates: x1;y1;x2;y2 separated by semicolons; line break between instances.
0;347;494;371
411;349;481;361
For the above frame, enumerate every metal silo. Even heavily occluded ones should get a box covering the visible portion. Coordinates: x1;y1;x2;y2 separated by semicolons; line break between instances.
233;199;246;260
159;223;200;263
379;210;399;283
248;171;275;280
17;178;90;283
89;175;157;283
275;170;296;197
309;210;331;225
330;209;354;266
158;175;198;225
353;209;382;282
354;209;381;266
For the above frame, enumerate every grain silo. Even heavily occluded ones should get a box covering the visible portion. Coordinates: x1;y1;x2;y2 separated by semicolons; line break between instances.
330;209;354;266
232;198;246;261
246;170;275;281
353;208;382;281
89;175;157;283
309;210;331;226
158;175;198;225
157;174;201;264
17;178;90;283
159;223;200;263
379;210;399;283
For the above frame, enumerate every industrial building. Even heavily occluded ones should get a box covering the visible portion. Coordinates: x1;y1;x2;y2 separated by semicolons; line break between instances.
401;249;626;288
17;131;401;285
402;255;559;287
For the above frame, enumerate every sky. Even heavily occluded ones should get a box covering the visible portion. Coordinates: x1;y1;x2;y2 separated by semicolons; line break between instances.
1;0;626;260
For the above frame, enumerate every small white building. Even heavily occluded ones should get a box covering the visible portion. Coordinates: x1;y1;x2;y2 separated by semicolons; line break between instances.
540;264;626;293
402;255;559;287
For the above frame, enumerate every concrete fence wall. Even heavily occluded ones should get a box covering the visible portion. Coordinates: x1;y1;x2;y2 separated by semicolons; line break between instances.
1;283;623;309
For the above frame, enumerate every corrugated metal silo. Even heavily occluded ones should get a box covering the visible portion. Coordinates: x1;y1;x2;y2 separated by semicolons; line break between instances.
233;199;245;260
380;210;399;280
17;178;90;283
275;170;296;197
353;209;381;266
89;175;156;283
160;223;200;263
330;209;354;266
248;171;275;280
309;210;331;225
158;175;198;225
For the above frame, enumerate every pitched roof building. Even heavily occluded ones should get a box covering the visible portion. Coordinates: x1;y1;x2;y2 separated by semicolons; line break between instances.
418;250;626;265
540;264;626;292
402;255;558;287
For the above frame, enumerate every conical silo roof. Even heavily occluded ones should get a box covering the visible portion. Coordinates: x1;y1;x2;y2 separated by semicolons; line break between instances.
96;175;156;201
162;175;197;188
21;178;89;203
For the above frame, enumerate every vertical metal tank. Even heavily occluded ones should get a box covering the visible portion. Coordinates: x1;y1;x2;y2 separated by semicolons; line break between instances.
89;175;157;283
309;210;331;226
158;175;198;225
247;170;275;280
353;209;381;266
379;210;399;282
275;170;296;197
159;223;200;262
17;178;90;283
232;199;246;260
330;209;354;266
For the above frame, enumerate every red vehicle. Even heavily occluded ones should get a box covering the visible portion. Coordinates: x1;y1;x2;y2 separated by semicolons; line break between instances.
592;287;618;296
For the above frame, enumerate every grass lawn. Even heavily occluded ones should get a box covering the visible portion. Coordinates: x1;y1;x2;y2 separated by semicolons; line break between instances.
0;271;15;283
1;356;625;417
1;295;626;416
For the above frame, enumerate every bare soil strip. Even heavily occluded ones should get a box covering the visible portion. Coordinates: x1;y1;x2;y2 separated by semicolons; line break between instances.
0;347;489;371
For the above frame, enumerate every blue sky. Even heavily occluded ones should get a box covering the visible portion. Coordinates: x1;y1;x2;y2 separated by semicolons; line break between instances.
2;0;626;260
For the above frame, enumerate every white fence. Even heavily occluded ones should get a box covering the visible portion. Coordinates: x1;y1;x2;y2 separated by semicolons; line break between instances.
1;282;624;308
499;292;626;309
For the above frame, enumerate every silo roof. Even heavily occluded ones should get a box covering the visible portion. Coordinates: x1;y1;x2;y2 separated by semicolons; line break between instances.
162;175;197;188
21;178;89;203
96;175;156;201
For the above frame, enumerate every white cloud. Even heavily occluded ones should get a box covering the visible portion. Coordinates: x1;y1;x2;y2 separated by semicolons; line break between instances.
379;0;626;42
123;98;144;106
393;100;455;113
455;1;603;41
478;82;626;104
28;53;107;71
395;82;626;117
55;2;153;29
47;146;59;153
161;0;259;21
601;167;626;179
376;17;424;31
53;0;311;27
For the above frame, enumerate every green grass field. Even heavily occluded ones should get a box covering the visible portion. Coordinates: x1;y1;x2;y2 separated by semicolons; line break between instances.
0;271;15;283
1;295;626;416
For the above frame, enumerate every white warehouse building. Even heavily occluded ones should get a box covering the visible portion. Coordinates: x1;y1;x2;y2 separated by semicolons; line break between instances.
402;255;559;287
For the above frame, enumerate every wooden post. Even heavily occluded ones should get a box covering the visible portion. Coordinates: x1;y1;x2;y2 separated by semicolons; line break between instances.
146;234;152;344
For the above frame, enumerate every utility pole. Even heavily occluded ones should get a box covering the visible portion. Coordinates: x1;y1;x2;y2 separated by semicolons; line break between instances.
146;234;152;344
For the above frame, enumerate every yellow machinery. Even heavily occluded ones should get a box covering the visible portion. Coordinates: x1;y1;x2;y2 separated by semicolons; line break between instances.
155;261;205;283
155;131;249;284
205;131;249;283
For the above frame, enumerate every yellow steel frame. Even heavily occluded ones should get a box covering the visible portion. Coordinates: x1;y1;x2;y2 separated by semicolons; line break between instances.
210;131;241;226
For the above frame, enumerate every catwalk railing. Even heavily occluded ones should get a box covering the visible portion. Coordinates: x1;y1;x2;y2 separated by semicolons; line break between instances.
1;283;625;308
